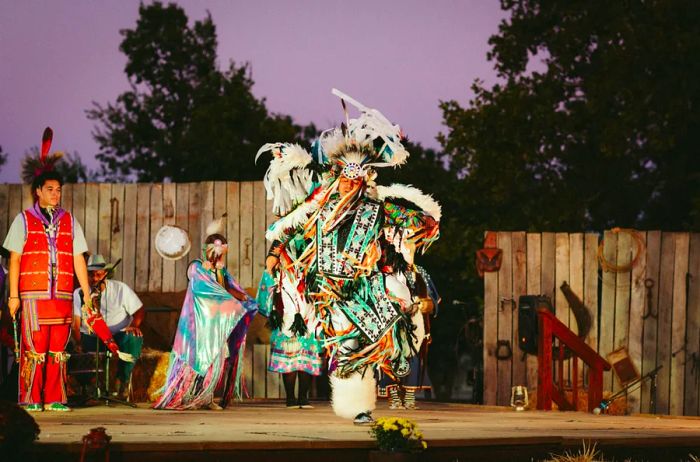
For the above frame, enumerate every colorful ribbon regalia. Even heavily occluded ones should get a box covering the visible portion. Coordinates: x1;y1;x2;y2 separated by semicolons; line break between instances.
258;236;324;377
256;89;441;420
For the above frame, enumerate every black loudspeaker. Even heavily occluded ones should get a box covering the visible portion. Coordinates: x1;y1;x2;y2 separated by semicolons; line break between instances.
518;295;554;354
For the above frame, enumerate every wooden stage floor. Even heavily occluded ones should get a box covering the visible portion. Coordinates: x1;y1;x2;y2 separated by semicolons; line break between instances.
30;401;700;461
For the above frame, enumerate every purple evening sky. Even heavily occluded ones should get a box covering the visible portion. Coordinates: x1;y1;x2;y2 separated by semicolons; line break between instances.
0;0;506;183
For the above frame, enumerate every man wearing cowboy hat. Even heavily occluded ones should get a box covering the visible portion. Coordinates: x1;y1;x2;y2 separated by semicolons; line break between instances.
71;254;144;398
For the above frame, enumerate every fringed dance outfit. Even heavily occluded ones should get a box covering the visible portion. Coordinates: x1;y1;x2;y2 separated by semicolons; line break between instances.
256;89;441;421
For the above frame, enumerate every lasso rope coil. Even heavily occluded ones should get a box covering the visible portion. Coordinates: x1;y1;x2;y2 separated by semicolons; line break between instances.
597;228;645;273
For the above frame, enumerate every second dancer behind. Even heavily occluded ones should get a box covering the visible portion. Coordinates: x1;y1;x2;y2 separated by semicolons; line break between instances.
257;238;323;409
153;219;258;410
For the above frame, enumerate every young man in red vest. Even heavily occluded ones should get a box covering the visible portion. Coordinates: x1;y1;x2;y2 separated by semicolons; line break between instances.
4;170;91;411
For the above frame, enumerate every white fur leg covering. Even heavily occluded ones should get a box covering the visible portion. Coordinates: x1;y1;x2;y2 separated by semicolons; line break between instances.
330;371;377;419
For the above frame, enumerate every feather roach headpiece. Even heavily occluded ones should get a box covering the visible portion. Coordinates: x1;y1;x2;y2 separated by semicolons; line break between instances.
21;127;64;184
205;213;227;237
320;89;409;179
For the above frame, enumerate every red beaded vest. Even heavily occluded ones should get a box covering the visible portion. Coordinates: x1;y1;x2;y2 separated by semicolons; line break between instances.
19;206;74;301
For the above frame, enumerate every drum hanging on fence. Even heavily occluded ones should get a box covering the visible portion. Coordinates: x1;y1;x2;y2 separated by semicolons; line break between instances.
154;225;191;261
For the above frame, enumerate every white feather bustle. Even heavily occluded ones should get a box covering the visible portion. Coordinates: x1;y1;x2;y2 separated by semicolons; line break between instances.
330;371;377;419
376;184;442;221
257;143;315;217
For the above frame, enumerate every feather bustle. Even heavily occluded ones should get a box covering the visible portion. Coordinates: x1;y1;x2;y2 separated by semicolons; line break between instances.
376;184;442;221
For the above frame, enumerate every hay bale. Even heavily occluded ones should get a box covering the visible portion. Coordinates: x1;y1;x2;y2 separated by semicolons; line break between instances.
130;348;170;403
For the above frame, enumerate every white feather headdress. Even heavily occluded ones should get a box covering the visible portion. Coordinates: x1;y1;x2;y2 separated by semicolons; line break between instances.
320;89;410;172
330;89;409;166
206;213;226;236
256;89;412;223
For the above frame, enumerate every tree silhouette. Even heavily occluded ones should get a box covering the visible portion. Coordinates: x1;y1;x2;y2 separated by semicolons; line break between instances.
0;146;7;175
88;2;315;182
440;0;700;230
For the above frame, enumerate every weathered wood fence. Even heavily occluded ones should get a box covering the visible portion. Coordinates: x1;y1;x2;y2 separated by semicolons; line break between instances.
484;231;700;416
0;182;273;291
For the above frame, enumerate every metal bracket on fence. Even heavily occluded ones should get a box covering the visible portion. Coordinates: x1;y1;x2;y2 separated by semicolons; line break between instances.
496;340;513;360
244;238;252;265
164;199;175;219
672;343;687;358
499;298;516;312
110;198;120;234
642;278;657;319
688;352;700;376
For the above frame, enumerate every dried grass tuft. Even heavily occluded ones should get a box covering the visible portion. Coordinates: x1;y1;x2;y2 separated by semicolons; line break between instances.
544;441;602;462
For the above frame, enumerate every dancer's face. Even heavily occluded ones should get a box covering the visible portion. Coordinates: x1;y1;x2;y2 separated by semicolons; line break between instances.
35;179;62;208
207;242;228;264
338;177;363;196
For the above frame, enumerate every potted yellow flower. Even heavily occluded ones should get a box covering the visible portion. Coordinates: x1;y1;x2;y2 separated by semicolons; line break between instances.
368;417;427;462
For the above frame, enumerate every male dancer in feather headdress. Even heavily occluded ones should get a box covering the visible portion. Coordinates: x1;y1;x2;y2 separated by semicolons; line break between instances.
256;90;441;424
3;128;92;412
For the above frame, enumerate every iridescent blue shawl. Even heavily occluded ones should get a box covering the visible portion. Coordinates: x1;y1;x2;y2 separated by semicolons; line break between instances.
153;260;257;410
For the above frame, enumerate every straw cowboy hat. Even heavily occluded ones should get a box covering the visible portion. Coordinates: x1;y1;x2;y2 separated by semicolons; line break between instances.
86;254;116;272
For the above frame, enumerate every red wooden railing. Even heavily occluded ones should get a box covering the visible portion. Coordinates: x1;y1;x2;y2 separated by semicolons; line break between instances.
537;308;611;413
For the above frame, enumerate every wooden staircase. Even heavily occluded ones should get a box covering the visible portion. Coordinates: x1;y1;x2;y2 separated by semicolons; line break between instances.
537;307;611;412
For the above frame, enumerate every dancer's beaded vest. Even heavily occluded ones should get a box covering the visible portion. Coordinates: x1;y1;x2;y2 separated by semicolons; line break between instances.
19;209;74;301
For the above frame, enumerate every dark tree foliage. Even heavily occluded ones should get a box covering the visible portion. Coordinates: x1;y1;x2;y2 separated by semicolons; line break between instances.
55;152;92;183
87;2;314;182
440;0;700;231
381;140;483;307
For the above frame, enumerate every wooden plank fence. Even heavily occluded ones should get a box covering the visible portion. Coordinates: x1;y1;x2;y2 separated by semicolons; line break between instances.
484;231;700;416
0;182;268;293
7;185;697;410
0;182;303;400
